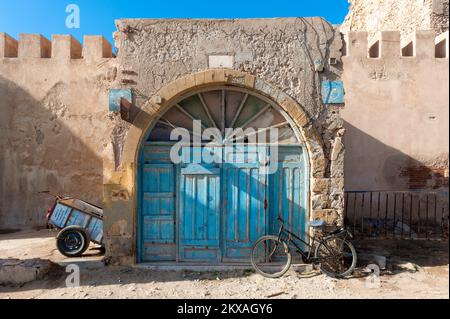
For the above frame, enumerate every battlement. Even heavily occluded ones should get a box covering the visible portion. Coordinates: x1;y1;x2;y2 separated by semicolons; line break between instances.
0;33;114;60
343;30;449;59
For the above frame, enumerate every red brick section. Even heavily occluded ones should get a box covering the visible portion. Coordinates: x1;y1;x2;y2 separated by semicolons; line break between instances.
400;166;449;189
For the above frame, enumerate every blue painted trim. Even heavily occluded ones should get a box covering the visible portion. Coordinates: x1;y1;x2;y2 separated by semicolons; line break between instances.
321;81;345;104
137;147;143;263
109;89;132;112
181;165;221;175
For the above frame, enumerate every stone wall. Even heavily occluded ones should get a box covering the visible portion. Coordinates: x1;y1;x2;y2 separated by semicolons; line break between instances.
104;18;345;263
342;30;449;192
0;33;116;228
342;0;449;38
432;0;450;33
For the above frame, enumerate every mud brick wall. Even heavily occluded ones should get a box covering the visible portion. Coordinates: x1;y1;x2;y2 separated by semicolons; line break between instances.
341;30;449;194
0;33;116;228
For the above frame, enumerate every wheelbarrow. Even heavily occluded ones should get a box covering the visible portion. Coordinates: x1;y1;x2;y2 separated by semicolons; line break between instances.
40;191;104;258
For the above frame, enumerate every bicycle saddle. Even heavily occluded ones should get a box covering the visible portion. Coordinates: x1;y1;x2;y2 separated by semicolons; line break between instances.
309;220;326;228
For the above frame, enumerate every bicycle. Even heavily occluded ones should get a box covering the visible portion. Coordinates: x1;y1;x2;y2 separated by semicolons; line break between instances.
250;216;357;278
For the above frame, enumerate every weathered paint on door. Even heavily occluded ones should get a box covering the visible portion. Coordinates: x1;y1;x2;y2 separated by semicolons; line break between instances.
179;166;221;262
139;144;307;263
269;147;308;248
138;88;309;264
222;146;267;262
140;145;176;262
178;146;221;261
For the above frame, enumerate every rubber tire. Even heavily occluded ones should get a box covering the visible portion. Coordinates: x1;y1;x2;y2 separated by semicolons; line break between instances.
251;235;292;279
57;226;90;258
314;236;357;278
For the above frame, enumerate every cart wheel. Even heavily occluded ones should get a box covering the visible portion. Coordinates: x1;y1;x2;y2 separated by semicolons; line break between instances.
56;226;90;257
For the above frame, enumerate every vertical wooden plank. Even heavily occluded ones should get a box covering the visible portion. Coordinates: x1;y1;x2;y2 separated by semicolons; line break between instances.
278;167;284;229
140;154;176;261
238;168;247;242
226;167;236;241
195;176;204;240
267;146;306;250
187;176;195;241
293;167;301;237
250;168;261;241
178;149;221;262
222;146;268;260
207;175;217;241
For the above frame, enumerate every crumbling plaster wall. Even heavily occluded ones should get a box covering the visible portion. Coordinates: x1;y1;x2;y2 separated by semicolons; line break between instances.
0;34;116;228
432;0;450;32
342;0;449;38
104;18;345;262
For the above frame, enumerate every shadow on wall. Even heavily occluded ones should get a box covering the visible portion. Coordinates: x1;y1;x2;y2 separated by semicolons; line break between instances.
0;75;103;229
343;121;449;192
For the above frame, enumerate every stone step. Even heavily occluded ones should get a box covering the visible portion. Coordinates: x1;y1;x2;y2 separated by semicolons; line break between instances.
0;258;56;286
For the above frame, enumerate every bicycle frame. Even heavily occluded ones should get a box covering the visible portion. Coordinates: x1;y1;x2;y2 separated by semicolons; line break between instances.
276;218;352;264
252;217;357;279
277;221;318;262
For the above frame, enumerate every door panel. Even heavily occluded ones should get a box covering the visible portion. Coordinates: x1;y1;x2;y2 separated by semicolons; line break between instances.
139;143;308;264
178;147;221;262
223;146;267;261
141;163;176;261
269;147;308;249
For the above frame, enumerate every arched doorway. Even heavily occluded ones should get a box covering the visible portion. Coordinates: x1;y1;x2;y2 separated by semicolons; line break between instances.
137;86;309;263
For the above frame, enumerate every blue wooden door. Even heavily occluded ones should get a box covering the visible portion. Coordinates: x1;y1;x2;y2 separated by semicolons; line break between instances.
178;147;221;262
222;146;268;262
140;145;176;262
269;146;308;246
140;144;308;264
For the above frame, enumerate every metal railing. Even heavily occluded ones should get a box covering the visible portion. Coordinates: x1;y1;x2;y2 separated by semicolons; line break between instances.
344;191;449;240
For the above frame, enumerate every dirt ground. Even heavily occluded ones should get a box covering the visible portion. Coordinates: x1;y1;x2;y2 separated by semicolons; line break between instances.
0;229;448;299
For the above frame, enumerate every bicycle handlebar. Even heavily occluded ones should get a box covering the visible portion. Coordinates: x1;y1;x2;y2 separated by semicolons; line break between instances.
38;190;67;201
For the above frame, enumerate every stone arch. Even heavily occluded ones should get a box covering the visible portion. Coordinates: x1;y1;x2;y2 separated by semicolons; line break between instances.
124;69;325;178
103;69;327;263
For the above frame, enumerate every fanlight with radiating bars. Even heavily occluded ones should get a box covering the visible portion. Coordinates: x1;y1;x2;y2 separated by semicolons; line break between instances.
148;88;300;145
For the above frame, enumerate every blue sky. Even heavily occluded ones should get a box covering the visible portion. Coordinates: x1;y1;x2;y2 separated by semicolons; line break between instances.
0;0;349;45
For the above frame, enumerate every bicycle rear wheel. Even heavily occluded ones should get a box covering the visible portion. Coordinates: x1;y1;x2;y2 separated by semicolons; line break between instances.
251;235;292;278
314;236;357;278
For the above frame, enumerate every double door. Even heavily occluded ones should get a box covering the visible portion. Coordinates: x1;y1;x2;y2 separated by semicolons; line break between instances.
139;145;306;263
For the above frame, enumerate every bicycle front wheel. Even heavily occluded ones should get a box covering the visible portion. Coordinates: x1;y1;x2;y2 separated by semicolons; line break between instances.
251;235;292;278
314;236;357;278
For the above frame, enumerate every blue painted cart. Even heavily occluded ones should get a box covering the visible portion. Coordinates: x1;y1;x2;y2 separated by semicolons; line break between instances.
44;192;104;257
